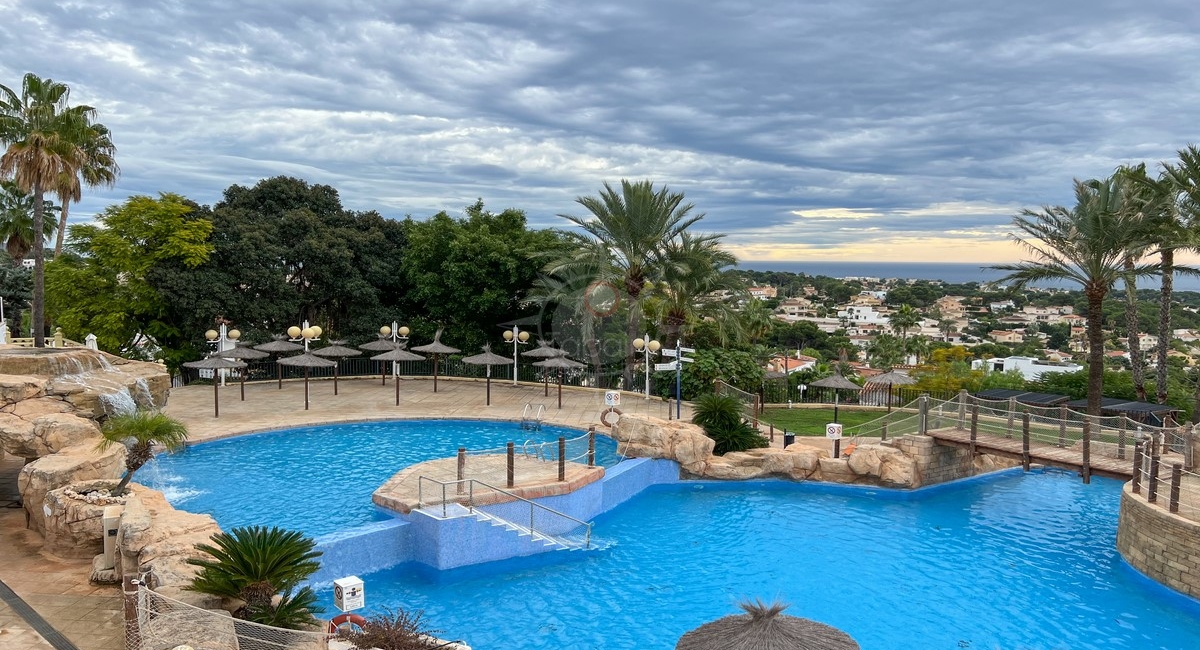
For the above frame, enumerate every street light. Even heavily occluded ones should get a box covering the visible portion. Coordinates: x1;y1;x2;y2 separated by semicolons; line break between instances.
502;326;531;385
632;335;661;400
204;323;241;386
379;322;410;377
287;321;322;350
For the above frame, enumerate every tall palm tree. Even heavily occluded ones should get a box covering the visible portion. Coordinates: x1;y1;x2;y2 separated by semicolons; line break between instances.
0;179;56;263
992;178;1155;421
0;73;96;347
867;332;905;369
52;121;118;256
656;231;746;346
96;410;189;495
1154;145;1200;403
888;304;920;340
1113;164;1159;401
553;180;705;387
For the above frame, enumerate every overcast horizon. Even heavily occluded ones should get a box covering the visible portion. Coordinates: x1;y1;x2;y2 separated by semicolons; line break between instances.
4;1;1200;264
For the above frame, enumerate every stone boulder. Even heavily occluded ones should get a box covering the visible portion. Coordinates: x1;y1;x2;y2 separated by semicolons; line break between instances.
612;414;715;475
5;396;73;420
818;457;859;484
32;413;102;456
705;459;767;480
0;374;47;405
0;412;35;458
117;489;223;598
43;479;133;559
18;441;125;533
845;443;919;487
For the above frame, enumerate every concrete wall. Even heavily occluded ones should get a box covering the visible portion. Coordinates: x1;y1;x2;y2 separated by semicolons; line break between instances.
891;434;976;487
312;517;412;584
1116;484;1200;600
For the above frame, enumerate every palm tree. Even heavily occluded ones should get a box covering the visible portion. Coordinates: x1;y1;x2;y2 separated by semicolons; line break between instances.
656;231;746;346
1113;164;1159;401
992;178;1155;421
0;73;97;347
96;410;189;495
867;333;905;369
187;526;323;628
937;317;958;342
553;180;705;387
0;179;56;263
889;304;919;340
52;121;118;256
905;334;931;365
1154;145;1200;403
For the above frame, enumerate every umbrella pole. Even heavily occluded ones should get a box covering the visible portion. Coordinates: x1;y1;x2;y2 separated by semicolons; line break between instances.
544;372;549;397
887;382;892;412
433;356;439;393
304;367;310;410
240;368;246;401
558;369;563;409
334;362;339;396
486;373;491;406
395;361;400;406
381;361;386;386
213;379;219;418
277;363;282;390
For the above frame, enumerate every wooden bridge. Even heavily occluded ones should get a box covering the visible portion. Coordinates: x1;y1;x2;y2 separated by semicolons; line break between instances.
927;425;1140;480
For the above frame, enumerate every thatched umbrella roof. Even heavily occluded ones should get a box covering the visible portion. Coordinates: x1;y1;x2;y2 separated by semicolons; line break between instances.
808;372;861;391
411;327;460;392
253;335;303;354
533;355;587;409
276;352;336;410
676;600;859;650
521;340;566;359
358;336;399;352
182;357;246;418
864;370;915;386
215;345;269;360
463;344;515;406
312;341;362;358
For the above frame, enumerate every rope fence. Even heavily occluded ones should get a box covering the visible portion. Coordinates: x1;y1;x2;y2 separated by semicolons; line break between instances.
1130;436;1200;524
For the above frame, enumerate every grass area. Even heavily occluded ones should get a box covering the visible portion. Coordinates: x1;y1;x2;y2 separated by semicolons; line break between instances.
758;407;884;436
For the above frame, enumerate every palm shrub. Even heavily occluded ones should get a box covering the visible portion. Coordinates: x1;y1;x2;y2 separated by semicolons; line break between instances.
187;526;323;629
691;393;768;455
96;410;188;495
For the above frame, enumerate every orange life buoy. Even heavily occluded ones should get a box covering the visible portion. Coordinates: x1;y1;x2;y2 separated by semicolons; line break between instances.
841;443;857;458
600;407;623;428
328;612;368;634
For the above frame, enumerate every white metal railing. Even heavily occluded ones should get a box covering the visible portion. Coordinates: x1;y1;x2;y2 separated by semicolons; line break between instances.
416;476;593;549
520;403;545;431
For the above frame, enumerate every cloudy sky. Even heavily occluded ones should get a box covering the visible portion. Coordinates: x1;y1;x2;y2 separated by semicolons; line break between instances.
4;0;1199;264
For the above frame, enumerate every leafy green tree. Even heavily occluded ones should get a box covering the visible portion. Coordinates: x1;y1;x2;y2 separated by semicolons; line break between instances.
0;255;30;336
96;410;188;495
867;333;904;369
552;180;707;388
993;178;1155;416
661;347;763;399
45;193;213;356
737;297;772;345
912;347;984;393
188;526;323;628
0;73;98;346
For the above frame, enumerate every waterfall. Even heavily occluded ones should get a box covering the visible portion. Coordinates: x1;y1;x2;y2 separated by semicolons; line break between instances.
132;378;155;408
99;389;138;416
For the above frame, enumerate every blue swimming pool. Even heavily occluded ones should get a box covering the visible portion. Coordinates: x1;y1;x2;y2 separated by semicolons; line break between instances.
329;471;1200;650
146;420;619;538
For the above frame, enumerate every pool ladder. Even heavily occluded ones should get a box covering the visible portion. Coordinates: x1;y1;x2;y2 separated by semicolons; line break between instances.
520;403;545;431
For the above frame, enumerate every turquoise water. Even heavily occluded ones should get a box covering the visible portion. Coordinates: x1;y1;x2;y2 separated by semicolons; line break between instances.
146;420;619;538
323;472;1200;650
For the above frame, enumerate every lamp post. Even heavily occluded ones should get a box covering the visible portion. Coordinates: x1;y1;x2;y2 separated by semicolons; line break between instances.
502;326;531;385
204;323;241;386
287;321;322;351
379;322;410;377
632;334;661;400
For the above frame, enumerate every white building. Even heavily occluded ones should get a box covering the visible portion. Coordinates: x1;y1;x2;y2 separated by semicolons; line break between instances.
972;356;1083;381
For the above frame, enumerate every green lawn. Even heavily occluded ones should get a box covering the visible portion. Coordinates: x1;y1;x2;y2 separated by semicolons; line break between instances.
758;407;884;436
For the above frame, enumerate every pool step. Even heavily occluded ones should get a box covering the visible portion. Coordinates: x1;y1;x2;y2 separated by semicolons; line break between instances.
472;510;585;551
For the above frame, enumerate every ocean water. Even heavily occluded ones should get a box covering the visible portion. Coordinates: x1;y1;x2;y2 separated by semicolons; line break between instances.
739;261;1200;292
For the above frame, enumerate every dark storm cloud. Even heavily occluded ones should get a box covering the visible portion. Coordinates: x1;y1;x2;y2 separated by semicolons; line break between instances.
2;0;1199;261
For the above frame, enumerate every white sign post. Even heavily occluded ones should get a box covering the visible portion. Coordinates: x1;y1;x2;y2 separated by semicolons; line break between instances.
333;576;365;612
605;390;621;407
826;423;844;458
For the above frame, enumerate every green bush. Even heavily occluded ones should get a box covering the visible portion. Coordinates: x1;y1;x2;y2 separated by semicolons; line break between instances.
691;393;769;455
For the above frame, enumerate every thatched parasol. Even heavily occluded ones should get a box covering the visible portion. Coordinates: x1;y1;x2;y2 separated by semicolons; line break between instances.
522;340;567;396
276;352;336;410
215;345;268;401
312;340;362;395
462;344;515;406
676;600;859;650
809;371;860;423
182;356;247;418
864;369;916;412
370;346;425;405
532;354;587;409
411;327;460;393
359;336;401;384
254;336;304;390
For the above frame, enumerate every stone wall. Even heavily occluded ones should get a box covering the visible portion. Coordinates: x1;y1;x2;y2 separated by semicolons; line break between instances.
1116;485;1200;599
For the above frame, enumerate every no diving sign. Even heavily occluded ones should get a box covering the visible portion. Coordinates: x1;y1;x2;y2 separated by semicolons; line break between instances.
605;391;621;407
825;423;843;440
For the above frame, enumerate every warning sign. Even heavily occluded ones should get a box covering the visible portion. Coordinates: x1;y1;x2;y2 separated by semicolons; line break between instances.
605;391;621;407
825;423;843;440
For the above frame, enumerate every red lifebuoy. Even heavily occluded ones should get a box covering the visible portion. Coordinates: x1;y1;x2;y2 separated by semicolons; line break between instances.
328;612;368;634
600;407;623;428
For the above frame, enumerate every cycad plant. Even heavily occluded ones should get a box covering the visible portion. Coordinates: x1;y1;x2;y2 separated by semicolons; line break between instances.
187;525;323;628
96;410;188;495
692;393;768;455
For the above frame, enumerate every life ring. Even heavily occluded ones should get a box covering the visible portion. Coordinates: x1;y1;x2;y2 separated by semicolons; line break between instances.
600;407;623;428
328;612;367;634
841;443;857;458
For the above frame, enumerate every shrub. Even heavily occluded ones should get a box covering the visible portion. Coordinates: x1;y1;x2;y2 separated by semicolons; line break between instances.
691;393;769;455
338;607;444;650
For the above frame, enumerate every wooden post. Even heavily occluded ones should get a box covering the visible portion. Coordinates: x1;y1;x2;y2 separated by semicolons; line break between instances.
752;395;760;428
1082;416;1091;484
507;442;515;488
769;422;775;443
588;427;596;467
1058;405;1067;448
1170;463;1182;513
970;405;978;457
668;398;673;421
1021;413;1031;471
457;447;466;496
1186;424;1196;472
558;436;566;482
123;577;142;650
1148;451;1161;503
1006;397;1015;438
1118;418;1127;461
1131;440;1143;494
957;389;968;430
881;420;889;441
833;437;841;458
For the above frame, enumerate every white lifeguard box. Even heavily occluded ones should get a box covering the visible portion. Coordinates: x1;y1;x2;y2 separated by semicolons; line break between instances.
333;576;365;612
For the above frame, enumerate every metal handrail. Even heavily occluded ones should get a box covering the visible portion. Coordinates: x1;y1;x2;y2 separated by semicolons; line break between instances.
416;476;593;549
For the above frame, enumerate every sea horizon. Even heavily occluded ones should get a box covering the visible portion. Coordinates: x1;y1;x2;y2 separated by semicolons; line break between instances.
738;260;1200;293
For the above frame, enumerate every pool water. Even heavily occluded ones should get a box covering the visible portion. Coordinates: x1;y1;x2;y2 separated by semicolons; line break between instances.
146;420;618;537
322;472;1200;650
